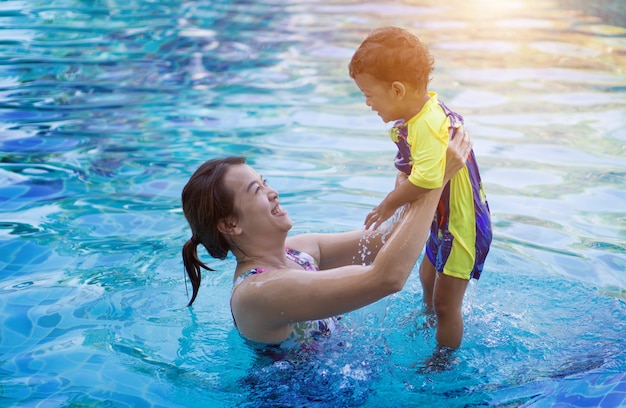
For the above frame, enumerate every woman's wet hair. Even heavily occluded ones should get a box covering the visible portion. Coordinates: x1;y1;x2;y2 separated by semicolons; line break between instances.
181;156;246;306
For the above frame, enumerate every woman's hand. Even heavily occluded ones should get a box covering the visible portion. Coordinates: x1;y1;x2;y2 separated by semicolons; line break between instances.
444;126;473;183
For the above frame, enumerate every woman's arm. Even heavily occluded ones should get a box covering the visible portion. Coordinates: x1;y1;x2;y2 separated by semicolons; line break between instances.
230;129;472;344
231;187;443;343
291;127;472;269
287;229;384;270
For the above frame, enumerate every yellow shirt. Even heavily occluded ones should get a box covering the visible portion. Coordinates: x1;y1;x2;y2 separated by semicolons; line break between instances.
402;92;450;189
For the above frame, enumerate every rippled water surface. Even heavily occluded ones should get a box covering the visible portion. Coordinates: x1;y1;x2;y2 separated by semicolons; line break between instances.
1;0;625;407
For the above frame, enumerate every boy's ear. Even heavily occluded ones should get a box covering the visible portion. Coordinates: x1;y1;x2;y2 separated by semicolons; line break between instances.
391;81;406;98
217;217;242;236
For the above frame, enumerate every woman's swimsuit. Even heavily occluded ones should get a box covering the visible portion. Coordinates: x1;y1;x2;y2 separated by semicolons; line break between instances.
231;248;339;357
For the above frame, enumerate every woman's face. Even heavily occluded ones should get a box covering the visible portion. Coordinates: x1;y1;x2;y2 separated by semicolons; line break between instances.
223;164;292;237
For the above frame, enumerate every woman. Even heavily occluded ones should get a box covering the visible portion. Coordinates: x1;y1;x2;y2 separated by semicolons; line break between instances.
181;130;472;354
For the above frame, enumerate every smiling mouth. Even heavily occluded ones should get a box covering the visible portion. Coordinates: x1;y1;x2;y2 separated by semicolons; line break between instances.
271;205;283;215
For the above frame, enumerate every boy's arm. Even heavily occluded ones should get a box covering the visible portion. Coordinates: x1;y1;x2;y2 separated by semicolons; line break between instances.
364;179;431;230
365;125;471;231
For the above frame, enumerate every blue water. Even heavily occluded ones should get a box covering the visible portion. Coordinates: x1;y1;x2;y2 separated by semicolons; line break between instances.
1;0;625;407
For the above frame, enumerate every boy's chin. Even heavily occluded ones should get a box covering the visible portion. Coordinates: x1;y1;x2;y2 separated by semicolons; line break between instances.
379;113;401;123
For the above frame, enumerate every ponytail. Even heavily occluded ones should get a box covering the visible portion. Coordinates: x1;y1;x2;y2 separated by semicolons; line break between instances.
182;235;214;306
181;156;245;307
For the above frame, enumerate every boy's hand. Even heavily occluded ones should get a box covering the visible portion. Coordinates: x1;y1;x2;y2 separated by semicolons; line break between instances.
365;202;395;230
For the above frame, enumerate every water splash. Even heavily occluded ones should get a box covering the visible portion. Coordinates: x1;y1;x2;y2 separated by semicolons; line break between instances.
352;204;409;266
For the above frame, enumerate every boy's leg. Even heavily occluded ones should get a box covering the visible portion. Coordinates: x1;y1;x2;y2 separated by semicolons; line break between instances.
433;273;469;349
419;257;436;309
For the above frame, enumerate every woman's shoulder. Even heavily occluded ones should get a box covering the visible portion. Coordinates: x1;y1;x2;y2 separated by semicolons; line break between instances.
285;247;319;271
285;233;321;262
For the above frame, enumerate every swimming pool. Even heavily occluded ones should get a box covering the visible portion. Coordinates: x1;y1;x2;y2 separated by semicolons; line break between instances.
1;0;624;406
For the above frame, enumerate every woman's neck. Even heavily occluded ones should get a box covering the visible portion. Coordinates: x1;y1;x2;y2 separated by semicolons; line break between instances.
233;236;291;274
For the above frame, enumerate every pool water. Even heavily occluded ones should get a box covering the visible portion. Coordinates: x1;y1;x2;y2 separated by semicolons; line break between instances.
1;0;625;407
